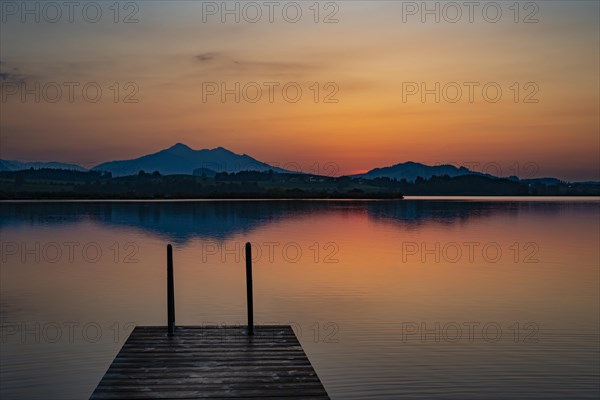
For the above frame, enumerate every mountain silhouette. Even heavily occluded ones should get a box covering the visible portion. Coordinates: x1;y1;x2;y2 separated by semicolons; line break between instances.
0;159;87;172
352;161;488;182
92;143;290;177
1;146;592;183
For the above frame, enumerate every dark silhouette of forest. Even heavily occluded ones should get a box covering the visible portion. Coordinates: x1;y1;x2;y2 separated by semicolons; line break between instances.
0;168;597;199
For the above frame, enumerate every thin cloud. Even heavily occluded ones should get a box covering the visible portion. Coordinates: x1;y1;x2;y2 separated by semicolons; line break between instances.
196;52;220;62
193;52;319;77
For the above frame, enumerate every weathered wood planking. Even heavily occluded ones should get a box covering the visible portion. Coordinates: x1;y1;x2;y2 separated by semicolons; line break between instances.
90;325;330;399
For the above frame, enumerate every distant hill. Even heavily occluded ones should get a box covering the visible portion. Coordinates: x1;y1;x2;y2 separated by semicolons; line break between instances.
3;147;597;184
0;159;87;172
92;143;291;177
352;161;488;182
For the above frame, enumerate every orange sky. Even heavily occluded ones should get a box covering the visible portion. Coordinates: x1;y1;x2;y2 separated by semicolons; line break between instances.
1;1;598;180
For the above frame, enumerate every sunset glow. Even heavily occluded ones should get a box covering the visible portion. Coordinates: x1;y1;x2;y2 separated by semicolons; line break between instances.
1;1;598;180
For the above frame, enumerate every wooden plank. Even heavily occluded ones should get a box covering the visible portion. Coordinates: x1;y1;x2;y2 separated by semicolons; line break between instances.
90;325;329;399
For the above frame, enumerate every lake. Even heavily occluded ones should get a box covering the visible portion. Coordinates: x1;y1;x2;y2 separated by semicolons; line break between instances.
1;198;598;399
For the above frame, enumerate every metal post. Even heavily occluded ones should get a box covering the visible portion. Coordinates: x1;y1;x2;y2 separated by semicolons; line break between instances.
245;242;254;335
167;244;175;336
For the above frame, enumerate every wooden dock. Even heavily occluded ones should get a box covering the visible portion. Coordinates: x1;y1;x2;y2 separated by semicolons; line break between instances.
91;244;329;399
90;325;330;399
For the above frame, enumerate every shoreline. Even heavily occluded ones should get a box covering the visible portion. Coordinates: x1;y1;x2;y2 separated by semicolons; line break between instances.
1;196;599;203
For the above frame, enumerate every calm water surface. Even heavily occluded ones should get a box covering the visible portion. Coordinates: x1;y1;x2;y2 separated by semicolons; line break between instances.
1;198;599;399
